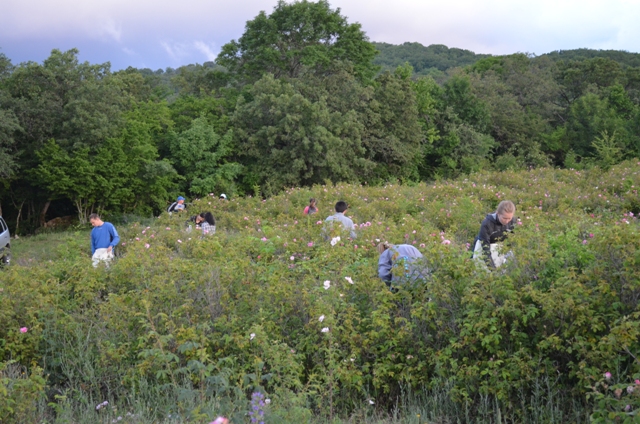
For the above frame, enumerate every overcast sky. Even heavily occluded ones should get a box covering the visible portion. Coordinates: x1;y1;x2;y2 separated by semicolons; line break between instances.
2;0;639;71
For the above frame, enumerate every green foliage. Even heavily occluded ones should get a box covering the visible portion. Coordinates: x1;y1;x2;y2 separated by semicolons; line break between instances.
2;163;640;421
232;74;369;194
168;115;241;196
373;42;491;76
217;0;379;84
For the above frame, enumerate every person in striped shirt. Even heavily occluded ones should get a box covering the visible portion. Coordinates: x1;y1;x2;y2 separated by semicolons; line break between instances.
195;212;216;235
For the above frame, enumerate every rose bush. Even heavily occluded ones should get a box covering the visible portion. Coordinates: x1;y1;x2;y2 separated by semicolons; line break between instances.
1;160;640;422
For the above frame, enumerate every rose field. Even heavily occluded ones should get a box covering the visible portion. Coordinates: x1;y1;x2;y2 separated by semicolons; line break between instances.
2;162;640;423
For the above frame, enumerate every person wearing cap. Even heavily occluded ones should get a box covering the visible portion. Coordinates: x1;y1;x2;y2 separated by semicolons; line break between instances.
219;193;228;200
168;196;186;212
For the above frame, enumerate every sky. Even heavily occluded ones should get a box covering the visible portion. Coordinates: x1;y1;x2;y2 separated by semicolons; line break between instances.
1;0;640;71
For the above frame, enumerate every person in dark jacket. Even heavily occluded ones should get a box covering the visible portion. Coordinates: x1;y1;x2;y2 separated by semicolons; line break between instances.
168;196;186;213
472;200;517;268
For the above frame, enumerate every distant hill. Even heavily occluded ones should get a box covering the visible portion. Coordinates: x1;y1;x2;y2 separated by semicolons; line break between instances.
539;48;640;68
374;42;640;77
372;42;492;76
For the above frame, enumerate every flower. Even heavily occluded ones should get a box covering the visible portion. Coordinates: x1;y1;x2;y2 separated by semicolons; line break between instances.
261;237;267;241
307;242;313;247
249;392;266;424
211;418;229;424
177;239;182;243
323;280;331;290
604;372;612;380
319;315;325;322
369;399;375;405
627;386;635;394
250;333;255;340
316;221;322;225
589;233;594;238
165;227;171;230
626;405;631;412
330;236;341;246
290;256;295;261
144;243;150;249
582;240;587;245
265;398;271;405
321;327;329;333
345;276;354;284
20;327;28;333
442;239;451;245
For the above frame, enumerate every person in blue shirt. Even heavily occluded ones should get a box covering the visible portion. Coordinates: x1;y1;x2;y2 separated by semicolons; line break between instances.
89;213;120;268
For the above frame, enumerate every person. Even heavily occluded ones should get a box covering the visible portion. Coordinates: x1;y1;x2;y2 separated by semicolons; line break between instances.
472;200;517;269
168;196;186;212
377;242;427;289
324;201;356;239
89;213;120;268
219;193;227;200
195;212;216;235
303;198;318;215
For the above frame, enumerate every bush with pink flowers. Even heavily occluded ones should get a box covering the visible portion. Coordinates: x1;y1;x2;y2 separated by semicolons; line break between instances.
1;161;640;422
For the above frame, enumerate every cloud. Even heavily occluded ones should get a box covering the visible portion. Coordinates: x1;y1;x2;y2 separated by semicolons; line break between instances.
122;47;136;56
2;0;640;70
102;19;122;43
160;41;191;62
194;41;217;61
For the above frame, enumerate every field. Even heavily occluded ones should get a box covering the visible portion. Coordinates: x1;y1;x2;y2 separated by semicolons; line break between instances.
2;162;640;423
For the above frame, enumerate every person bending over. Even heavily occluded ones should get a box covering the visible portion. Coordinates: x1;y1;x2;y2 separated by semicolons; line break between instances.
196;212;216;235
377;242;427;289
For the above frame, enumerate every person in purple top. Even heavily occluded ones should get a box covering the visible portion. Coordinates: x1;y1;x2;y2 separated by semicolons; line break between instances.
89;213;120;268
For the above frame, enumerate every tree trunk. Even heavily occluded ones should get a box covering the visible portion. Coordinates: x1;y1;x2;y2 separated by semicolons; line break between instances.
14;200;25;236
40;200;51;227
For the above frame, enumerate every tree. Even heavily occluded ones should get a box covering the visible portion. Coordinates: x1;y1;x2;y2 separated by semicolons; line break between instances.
361;65;423;181
232;74;369;194
168;115;241;196
217;0;378;84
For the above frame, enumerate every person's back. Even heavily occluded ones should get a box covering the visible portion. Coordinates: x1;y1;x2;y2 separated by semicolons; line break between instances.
324;201;356;239
378;243;426;286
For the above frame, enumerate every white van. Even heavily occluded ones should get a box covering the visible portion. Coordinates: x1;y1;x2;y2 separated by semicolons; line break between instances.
0;216;10;266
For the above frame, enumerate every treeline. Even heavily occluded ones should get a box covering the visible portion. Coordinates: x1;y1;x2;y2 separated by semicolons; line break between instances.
1;0;640;232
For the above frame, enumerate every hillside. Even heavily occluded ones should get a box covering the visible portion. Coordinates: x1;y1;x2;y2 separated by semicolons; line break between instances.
2;163;640;422
373;42;491;76
374;42;640;75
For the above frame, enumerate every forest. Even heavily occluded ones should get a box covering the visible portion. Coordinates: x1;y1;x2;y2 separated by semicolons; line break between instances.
1;0;640;232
